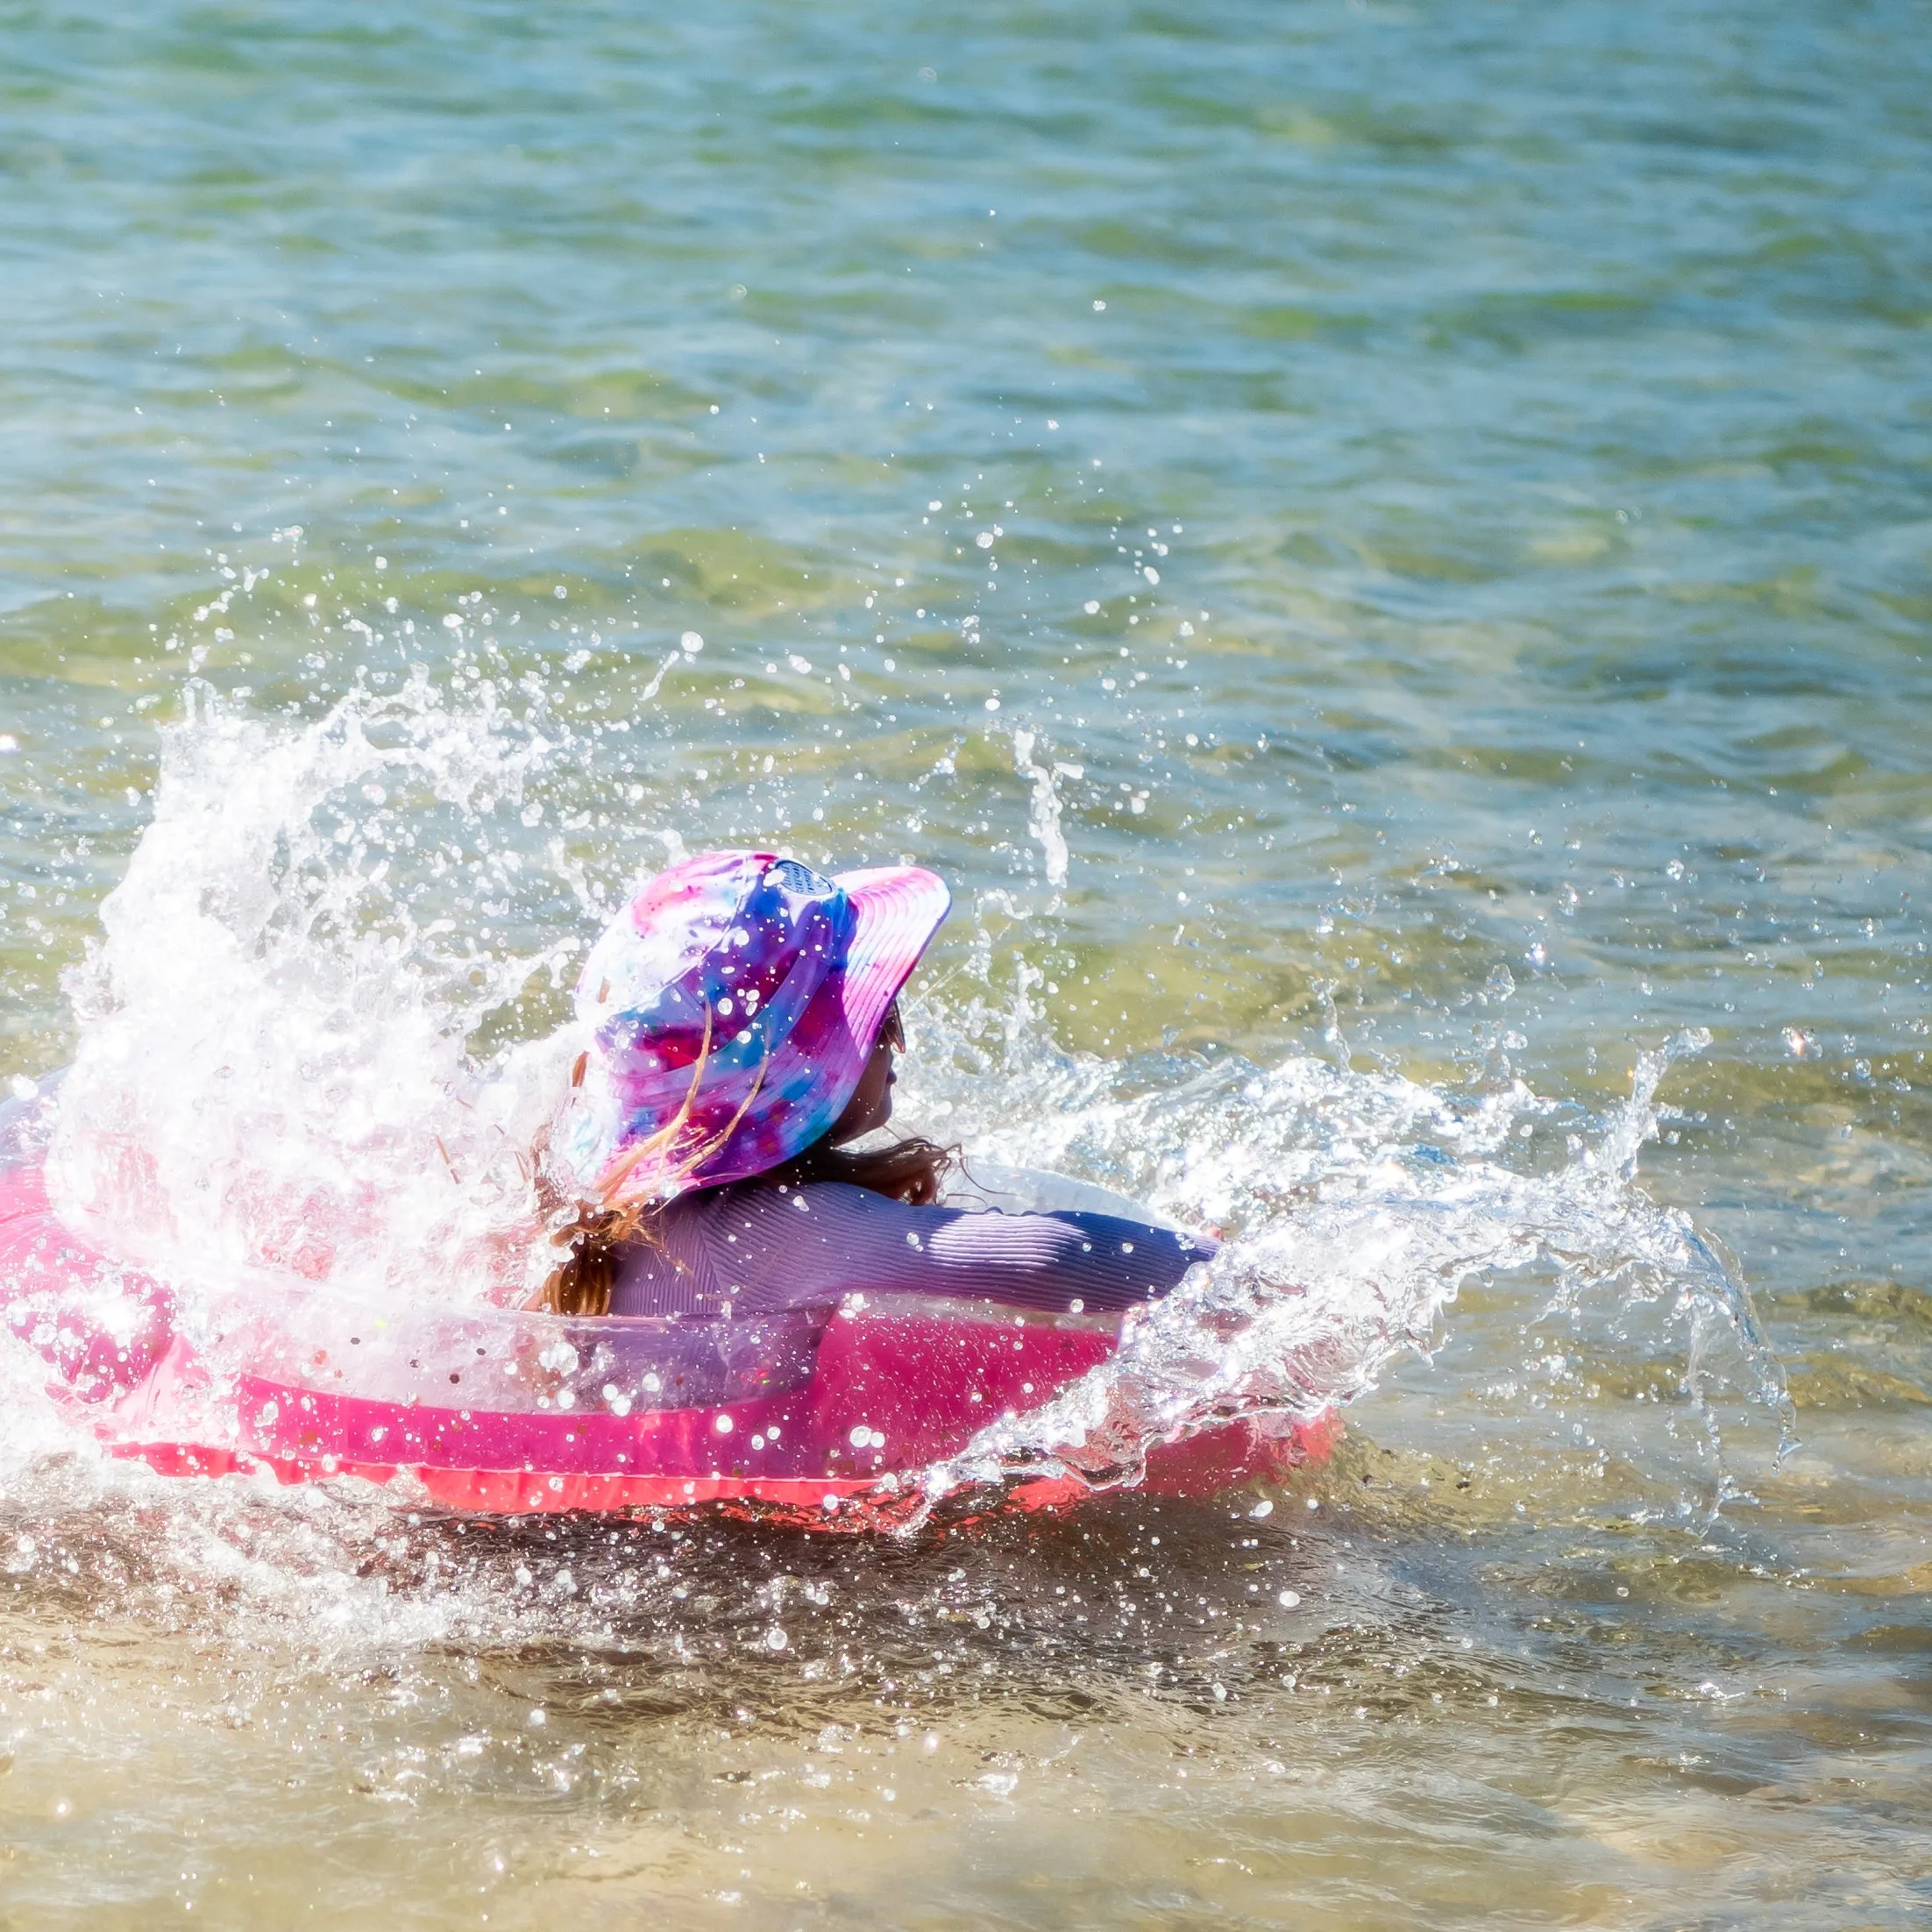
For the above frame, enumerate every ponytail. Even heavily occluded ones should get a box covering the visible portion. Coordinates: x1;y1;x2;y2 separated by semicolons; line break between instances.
536;1203;636;1318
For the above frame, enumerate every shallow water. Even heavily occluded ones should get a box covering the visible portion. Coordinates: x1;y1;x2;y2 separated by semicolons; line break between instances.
3;0;1930;1924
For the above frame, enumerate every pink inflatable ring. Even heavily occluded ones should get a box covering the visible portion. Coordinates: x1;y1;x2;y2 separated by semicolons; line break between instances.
0;1161;1333;1529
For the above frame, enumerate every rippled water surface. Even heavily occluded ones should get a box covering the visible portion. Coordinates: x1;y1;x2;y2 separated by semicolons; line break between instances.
3;1;1931;1925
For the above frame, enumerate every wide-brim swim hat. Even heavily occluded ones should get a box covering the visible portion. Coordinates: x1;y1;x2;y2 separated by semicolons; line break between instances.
550;850;950;1206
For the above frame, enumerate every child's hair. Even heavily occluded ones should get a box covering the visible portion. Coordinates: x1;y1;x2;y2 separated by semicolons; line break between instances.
760;1131;955;1206
537;1133;958;1318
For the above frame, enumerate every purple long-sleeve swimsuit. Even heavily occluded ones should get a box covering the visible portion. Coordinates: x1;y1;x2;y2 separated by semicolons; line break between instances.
607;1180;1217;1322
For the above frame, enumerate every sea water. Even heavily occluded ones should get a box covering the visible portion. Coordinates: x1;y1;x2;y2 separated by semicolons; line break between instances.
1;2;1928;1926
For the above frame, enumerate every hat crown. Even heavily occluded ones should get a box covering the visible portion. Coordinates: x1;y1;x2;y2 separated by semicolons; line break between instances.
577;851;852;1067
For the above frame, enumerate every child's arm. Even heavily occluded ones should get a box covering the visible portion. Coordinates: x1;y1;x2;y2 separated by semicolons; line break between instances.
673;1180;1216;1320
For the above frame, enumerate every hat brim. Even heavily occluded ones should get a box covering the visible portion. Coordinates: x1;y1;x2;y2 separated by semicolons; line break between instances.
825;864;952;1083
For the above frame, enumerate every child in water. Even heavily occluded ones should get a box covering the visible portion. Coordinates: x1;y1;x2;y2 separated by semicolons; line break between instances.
536;849;1214;1321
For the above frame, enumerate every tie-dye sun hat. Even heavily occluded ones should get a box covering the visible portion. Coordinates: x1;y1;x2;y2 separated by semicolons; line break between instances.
550;850;950;1207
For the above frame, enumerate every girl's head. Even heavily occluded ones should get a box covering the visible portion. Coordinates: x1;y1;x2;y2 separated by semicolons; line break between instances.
550;850;948;1210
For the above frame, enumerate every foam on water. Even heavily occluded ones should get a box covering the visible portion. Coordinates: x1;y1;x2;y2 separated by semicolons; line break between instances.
907;1024;1790;1524
8;680;1789;1559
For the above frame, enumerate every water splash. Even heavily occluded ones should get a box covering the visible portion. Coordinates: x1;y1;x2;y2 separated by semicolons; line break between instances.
45;677;573;1306
11;678;1790;1549
904;1012;1792;1528
1011;728;1076;891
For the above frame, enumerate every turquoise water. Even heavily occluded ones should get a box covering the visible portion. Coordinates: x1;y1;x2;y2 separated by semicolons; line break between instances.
3;2;1931;1925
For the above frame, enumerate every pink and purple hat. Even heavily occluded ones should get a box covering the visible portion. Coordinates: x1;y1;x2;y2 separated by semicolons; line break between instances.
551;850;950;1206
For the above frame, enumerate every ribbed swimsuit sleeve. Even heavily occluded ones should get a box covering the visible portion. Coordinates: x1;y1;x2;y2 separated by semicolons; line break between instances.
607;1181;1215;1320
